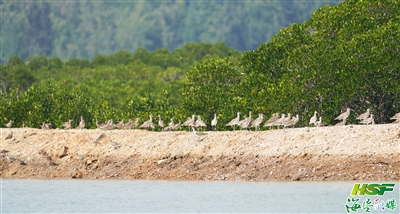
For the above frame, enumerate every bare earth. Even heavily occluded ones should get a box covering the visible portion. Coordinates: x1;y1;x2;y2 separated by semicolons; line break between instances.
1;124;399;181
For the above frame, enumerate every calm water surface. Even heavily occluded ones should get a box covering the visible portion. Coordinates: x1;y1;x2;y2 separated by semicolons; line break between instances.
1;179;399;213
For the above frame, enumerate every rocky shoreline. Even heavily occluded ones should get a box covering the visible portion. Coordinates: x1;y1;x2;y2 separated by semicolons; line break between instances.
1;124;399;181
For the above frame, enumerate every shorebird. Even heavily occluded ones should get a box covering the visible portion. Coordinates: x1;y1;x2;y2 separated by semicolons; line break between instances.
133;118;141;128
315;117;322;127
335;108;352;121
96;120;109;130
5;120;13;128
360;114;374;125
211;113;219;131
356;108;370;121
140;115;155;130
226;112;241;130
240;111;252;130
158;115;164;128
288;114;299;128
182;115;195;131
75;153;85;161
122;119;133;129
251;113;264;130
390;112;400;121
309;111;317;126
162;118;175;131
41;122;53;130
334;118;347;126
62;119;73;130
195;115;207;131
76;116;85;129
172;120;181;130
264;113;279;128
274;114;286;129
281;113;292;128
115;120;125;129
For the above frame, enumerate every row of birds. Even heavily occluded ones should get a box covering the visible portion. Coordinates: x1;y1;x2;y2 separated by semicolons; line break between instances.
4;108;400;131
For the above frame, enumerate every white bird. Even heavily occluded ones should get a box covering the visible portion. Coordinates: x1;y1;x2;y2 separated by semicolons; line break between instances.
335;108;352;121
251;113;264;130
172;120;181;130
264;113;279;128
115;120;125;129
309;111;317;126
76;116;85;129
281;113;292;128
390;112;400;120
240;111;252;130
195;115;207;130
356;108;370;121
140;115;155;130
182;115;195;131
5;120;13;128
158;115;164;128
226;112;241;130
334;118;347;126
315;117;322;127
274;114;286;129
287;114;299;128
162;118;175;131
62;119;73;130
211;114;218;131
360;114;374;125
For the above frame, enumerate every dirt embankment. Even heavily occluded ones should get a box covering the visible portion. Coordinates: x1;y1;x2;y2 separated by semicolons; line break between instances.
1;124;399;181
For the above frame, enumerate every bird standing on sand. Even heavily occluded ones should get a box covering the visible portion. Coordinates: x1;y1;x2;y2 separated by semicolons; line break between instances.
334;118;347;126
158;115;164;128
356;108;370;121
274;114;286;129
62;119;73;130
360;114;374;125
390;112;400;123
251;113;264;131
288;114;299;128
77;116;85;129
264;113;279;128
309;111;317;127
5;120;13;128
211;114;219;131
315;117;322;127
182;115;195;131
226;112;241;130
162;118;175;131
110;140;121;149
239;111;252;130
335;108;352;121
195;115;207;131
140;115;155;130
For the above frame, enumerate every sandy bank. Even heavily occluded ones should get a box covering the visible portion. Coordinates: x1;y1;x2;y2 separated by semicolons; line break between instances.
1;124;399;181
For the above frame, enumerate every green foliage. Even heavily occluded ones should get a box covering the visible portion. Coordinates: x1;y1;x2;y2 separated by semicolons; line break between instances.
2;0;399;130
1;0;342;63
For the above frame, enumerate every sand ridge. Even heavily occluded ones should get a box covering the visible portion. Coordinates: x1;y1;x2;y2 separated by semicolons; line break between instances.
1;124;399;181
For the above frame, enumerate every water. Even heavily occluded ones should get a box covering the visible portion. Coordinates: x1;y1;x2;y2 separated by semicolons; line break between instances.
1;179;399;213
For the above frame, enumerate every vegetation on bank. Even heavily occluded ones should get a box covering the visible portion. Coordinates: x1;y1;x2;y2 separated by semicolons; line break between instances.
1;0;399;130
